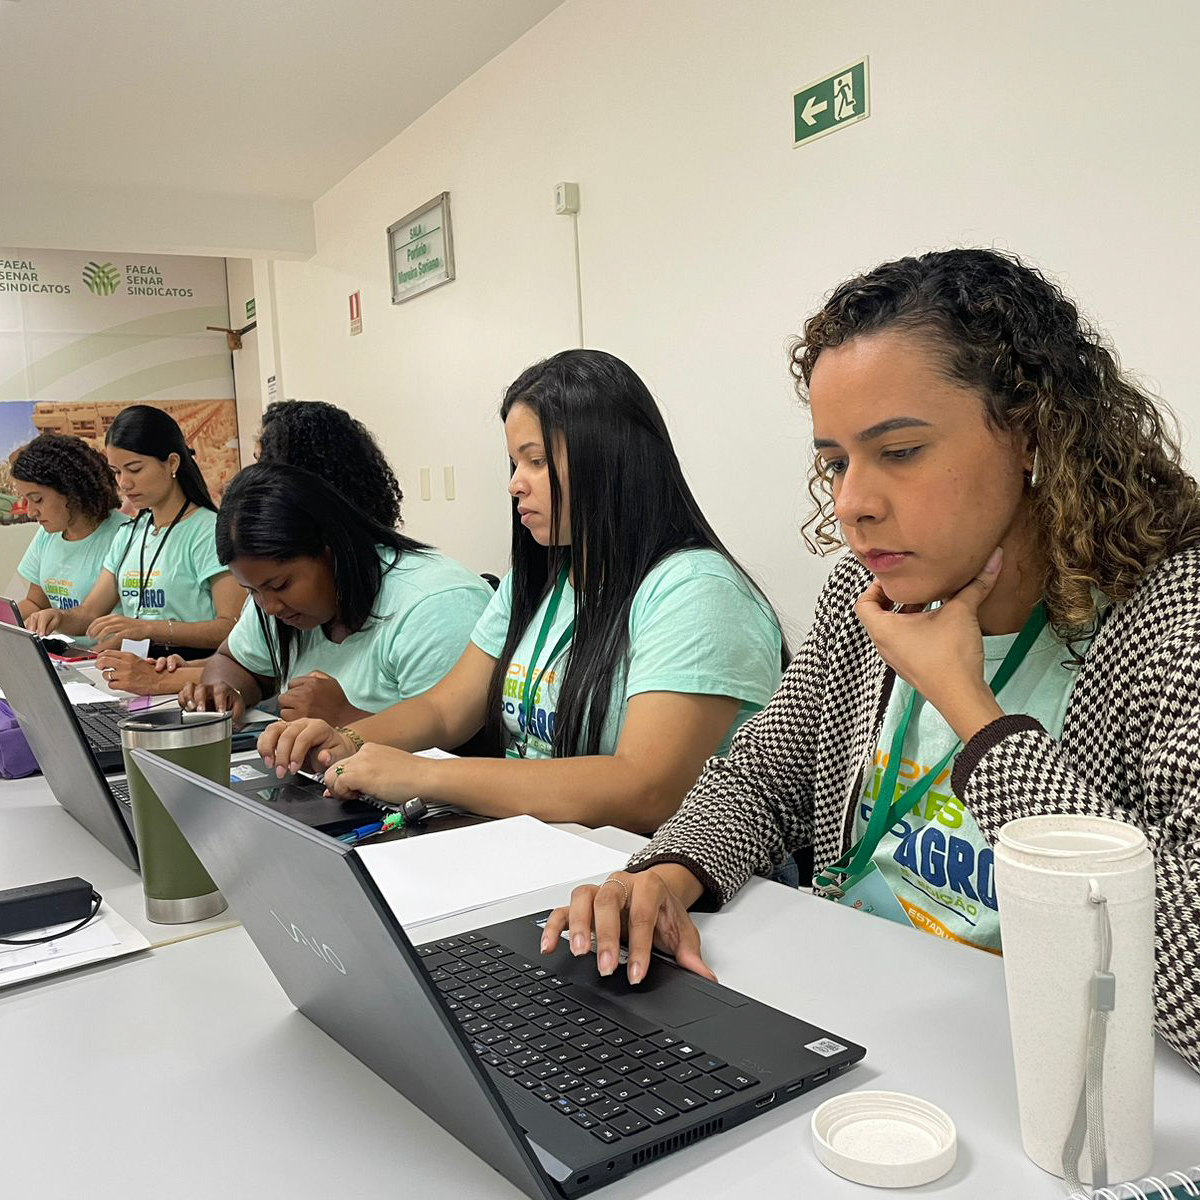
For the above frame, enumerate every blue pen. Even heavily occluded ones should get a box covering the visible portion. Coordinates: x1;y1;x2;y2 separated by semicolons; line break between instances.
338;821;384;844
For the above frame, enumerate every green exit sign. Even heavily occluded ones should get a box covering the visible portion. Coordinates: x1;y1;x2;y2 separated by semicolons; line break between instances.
793;57;870;147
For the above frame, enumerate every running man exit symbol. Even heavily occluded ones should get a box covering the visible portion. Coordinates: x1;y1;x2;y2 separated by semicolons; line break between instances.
793;57;870;147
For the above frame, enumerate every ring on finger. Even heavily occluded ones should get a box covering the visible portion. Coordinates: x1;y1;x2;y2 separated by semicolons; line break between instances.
334;765;345;777
600;875;630;908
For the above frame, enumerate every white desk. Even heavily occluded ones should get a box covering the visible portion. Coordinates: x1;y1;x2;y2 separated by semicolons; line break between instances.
0;770;240;947
3;863;1197;1199
0;659;273;946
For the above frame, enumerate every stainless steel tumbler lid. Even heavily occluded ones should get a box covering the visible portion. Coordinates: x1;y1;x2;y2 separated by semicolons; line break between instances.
120;708;232;751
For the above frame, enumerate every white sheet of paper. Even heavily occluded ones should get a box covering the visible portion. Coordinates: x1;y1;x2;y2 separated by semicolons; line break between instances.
0;903;150;987
120;637;151;659
62;681;117;706
357;815;626;930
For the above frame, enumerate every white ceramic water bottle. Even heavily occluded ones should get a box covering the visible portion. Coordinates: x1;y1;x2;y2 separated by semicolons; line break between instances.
994;814;1155;1186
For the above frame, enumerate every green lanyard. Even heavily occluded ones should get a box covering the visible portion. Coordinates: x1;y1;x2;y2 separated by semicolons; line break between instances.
815;602;1049;895
516;566;575;756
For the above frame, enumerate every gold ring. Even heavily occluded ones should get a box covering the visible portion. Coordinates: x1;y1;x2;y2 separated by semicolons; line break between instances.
600;875;630;907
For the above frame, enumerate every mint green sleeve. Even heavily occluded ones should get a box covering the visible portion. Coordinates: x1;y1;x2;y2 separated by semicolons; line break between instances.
469;571;515;660
102;520;134;577
383;584;493;700
225;598;278;679
187;512;226;585
625;565;782;708
17;529;44;585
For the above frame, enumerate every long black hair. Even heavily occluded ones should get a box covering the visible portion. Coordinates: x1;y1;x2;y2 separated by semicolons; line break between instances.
11;432;120;523
216;462;428;682
484;349;785;757
105;405;215;513
258;400;404;527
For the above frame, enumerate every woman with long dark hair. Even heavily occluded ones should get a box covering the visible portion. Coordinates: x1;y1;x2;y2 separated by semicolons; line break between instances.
11;433;126;640
27;405;244;655
543;250;1200;1075
177;463;491;725
99;399;411;693
261;349;786;834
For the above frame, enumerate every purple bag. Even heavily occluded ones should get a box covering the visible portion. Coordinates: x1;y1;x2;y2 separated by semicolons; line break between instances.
0;700;39;779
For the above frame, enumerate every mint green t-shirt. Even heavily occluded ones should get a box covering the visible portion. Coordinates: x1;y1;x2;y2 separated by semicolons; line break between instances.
101;507;226;624
470;548;783;759
226;549;491;714
18;509;127;614
850;621;1083;954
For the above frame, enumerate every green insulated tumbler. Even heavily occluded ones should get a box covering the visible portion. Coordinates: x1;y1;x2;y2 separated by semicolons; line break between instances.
120;709;231;924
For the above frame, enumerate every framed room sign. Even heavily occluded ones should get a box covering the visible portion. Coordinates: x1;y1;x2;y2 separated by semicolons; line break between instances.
388;192;455;304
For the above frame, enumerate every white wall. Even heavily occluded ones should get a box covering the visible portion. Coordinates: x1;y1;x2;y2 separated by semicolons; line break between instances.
267;0;1200;639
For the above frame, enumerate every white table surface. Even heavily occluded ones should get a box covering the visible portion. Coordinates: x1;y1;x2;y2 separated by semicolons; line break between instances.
0;659;276;946
0;769;241;947
3;846;1197;1200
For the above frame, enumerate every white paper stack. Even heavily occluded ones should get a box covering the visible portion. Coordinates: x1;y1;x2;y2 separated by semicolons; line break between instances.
357;815;627;930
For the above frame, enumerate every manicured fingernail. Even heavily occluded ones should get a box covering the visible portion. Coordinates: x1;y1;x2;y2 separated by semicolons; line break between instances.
985;548;1002;573
288;762;298;774
276;766;286;778
628;961;643;985
570;933;587;955
597;951;615;976
262;756;273;767
539;935;552;954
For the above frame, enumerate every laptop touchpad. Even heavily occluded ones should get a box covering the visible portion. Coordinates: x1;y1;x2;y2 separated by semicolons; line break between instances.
571;968;744;1027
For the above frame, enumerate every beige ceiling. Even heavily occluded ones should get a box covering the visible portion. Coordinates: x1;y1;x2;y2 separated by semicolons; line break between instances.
0;0;565;256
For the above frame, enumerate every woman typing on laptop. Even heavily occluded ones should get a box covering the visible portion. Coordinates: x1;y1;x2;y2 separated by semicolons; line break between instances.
94;397;413;696
261;349;786;835
540;250;1200;1075
10;432;127;642
176;464;491;727
25;406;245;657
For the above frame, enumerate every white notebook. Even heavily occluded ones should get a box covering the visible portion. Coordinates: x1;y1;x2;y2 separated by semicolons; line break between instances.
356;815;627;930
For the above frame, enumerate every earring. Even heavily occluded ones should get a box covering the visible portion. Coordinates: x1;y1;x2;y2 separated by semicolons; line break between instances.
1028;449;1041;489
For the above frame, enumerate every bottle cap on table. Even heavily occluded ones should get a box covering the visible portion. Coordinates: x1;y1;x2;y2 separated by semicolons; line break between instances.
811;1090;957;1188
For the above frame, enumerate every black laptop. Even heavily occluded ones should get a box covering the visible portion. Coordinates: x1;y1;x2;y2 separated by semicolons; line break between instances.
134;750;866;1199
0;623;441;869
0;622;267;773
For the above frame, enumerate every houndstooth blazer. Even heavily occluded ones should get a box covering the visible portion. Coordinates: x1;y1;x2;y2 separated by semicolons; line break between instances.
627;548;1200;1072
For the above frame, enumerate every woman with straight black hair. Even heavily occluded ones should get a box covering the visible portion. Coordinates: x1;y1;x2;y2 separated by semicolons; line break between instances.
98;397;411;693
28;405;244;655
178;463;491;725
261;349;786;835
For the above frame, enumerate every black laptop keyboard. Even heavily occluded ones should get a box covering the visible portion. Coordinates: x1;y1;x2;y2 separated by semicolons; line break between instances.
110;778;131;806
417;933;759;1146
75;702;126;752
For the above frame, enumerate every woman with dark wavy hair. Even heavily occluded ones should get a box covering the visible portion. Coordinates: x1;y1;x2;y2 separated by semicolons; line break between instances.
256;399;404;528
11;432;126;638
548;249;1200;1075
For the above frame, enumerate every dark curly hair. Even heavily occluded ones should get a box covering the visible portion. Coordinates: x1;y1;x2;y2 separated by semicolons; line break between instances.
11;432;121;524
791;248;1200;637
257;400;404;528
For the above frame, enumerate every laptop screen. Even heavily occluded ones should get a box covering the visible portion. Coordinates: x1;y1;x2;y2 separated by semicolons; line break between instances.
0;596;24;628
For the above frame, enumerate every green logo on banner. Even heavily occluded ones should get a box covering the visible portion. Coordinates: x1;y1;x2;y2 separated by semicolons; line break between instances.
82;261;121;296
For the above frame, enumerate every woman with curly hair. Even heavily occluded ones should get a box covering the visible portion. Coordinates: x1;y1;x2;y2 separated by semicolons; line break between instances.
546;248;1200;1075
256;399;404;527
11;432;127;640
